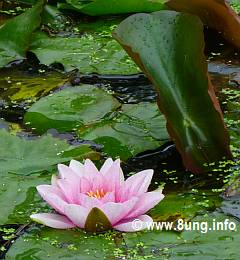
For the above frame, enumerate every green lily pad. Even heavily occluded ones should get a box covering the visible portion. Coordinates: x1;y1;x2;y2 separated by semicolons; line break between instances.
64;0;166;15
0;171;50;225
5;212;240;259
221;195;240;220
24;85;121;133
30;30;139;74
0;129;98;175
0;0;44;67
0;68;68;107
122;212;240;259
78;103;169;160
5;226;116;259
24;85;169;160
0;129;98;224
150;190;222;222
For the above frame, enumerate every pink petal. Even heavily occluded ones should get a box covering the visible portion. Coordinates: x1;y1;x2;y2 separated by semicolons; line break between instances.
57;178;80;204
98;197;138;225
91;174;105;192
127;191;164;219
100;192;115;203
84;159;99;179
79;193;103;209
119;170;153;201
103;159;124;192
56;165;81;204
30;213;75;229
69;160;84;176
58;164;79;180
114;215;153;232
100;158;113;174
37;184;64;199
37;185;67;214
64;204;90;228
80;177;92;193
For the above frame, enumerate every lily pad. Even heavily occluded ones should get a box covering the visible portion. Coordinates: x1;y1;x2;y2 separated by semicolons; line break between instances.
0;0;44;67
30;30;139;74
5;226;116;259
5;212;240;259
64;0;166;15
0;171;50;225
0;68;68;108
78;103;169;160
0;129;98;175
150;190;222;222
122;212;240;259
221;195;240;220
24;85;121;133
24;85;169;160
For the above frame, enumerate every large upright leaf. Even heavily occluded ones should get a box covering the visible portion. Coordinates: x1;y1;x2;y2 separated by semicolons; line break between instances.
0;0;45;67
113;11;232;173
65;0;166;15
166;0;240;48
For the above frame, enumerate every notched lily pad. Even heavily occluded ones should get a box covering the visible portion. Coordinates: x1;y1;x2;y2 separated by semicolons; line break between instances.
24;82;169;159
0;129;98;224
5;226;116;259
30;30;139;74
122;212;240;259
0;129;98;175
0;172;50;225
24;84;169;160
24;84;121;133
221;195;240;220
0;67;68;110
79;103;169;160
150;190;222;222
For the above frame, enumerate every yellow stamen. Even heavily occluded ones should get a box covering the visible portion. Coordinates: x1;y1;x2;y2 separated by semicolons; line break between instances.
86;189;106;199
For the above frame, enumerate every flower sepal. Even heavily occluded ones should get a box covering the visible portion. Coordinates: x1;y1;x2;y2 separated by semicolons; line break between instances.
84;207;112;233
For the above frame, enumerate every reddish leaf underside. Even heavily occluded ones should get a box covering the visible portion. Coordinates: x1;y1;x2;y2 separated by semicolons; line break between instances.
166;0;240;48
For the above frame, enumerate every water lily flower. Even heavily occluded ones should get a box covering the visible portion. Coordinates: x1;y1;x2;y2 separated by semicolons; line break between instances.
31;158;164;232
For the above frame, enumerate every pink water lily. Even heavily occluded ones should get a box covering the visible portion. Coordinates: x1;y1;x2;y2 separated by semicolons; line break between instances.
31;158;164;232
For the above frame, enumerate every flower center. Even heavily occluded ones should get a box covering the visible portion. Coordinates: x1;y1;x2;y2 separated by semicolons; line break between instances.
86;189;106;199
